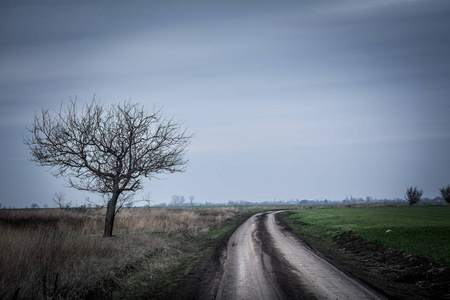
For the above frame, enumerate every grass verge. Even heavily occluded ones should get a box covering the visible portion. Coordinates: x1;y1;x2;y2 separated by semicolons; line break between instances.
279;205;450;299
0;207;250;300
283;205;450;264
125;211;251;300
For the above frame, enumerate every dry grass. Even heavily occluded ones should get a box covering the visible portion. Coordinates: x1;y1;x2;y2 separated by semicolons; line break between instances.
0;207;240;300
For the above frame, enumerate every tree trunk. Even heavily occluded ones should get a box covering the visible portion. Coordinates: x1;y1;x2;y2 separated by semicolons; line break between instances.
104;191;120;237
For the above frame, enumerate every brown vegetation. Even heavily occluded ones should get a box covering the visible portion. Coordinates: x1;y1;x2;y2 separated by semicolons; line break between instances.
24;100;192;237
0;207;240;299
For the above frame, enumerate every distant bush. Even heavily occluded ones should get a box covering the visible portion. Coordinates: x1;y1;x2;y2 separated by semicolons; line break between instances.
440;185;450;204
52;191;71;209
405;186;423;206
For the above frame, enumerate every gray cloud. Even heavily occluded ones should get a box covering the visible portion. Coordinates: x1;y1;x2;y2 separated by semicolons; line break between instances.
1;0;449;207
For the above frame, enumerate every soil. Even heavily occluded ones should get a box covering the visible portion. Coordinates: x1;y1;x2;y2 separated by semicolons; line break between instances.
256;213;317;300
167;210;450;299
165;213;251;300
275;211;450;300
199;211;381;299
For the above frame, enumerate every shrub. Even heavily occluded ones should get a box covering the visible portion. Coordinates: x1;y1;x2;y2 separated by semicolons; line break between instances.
440;185;450;204
405;186;423;206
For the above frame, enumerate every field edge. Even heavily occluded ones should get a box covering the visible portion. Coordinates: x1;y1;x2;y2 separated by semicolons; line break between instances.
117;211;253;300
278;210;450;299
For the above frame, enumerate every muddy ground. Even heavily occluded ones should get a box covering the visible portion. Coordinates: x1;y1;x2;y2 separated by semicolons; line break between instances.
275;212;450;299
170;211;449;299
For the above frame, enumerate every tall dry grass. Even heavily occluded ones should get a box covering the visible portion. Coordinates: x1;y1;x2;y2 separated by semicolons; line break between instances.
0;207;240;299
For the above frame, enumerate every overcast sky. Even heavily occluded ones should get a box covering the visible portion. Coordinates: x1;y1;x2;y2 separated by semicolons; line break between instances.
1;0;450;207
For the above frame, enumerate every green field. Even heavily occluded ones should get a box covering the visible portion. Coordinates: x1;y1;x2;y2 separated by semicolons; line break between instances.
284;205;450;264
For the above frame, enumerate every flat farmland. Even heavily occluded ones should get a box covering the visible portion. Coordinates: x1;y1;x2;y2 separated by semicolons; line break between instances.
284;205;450;264
3;205;449;299
0;207;249;300
281;205;450;299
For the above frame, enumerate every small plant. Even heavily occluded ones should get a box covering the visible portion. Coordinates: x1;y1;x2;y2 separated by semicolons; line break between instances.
52;191;72;209
440;184;450;204
405;186;423;206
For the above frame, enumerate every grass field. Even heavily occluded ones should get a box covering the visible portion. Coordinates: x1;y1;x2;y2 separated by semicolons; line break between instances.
284;205;450;264
0;207;247;300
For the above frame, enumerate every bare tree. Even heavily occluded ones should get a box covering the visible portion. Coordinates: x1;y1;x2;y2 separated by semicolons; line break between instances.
189;195;195;206
405;186;423;206
52;191;72;209
440;184;450;204
142;193;154;209
171;195;185;206
25;98;191;236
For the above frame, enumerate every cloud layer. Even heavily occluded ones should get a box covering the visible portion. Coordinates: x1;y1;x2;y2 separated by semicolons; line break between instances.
1;0;450;206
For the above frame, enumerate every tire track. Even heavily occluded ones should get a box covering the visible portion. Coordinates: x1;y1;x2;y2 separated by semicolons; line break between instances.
216;213;282;300
215;211;383;300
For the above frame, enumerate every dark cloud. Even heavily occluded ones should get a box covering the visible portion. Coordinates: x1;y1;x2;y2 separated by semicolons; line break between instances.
1;0;450;207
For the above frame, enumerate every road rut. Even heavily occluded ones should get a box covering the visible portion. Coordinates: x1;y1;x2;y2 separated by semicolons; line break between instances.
215;211;383;300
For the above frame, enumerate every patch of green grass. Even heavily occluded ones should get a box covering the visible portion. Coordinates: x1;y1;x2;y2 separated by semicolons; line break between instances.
209;224;237;240
122;211;252;299
285;205;450;264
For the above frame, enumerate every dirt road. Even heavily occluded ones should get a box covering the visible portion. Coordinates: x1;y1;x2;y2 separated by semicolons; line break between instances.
215;211;383;300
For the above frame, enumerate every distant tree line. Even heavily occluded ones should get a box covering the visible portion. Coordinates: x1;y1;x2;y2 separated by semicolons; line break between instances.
151;187;449;207
167;195;195;206
8;184;450;209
